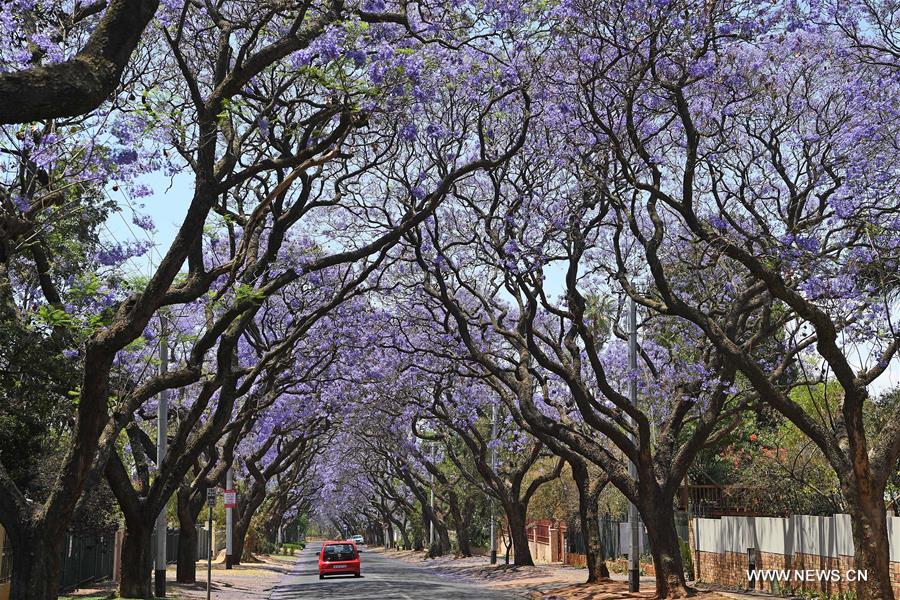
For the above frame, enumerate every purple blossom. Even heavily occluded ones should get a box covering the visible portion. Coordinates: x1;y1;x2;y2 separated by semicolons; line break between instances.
132;213;155;231
112;149;139;165
400;122;417;141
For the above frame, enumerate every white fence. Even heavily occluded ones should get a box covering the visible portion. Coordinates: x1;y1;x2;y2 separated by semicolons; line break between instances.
694;513;900;559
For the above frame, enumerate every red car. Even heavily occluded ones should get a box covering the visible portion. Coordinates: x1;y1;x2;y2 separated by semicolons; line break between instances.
318;540;361;579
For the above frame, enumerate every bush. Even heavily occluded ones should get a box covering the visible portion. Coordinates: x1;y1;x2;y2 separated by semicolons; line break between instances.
280;541;305;555
679;537;693;578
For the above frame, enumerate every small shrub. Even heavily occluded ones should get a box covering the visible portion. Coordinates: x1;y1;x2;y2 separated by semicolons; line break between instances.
678;537;693;577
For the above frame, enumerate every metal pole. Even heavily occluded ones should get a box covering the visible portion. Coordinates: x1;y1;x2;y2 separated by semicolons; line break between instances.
692;487;701;582
155;315;168;597
628;297;641;592
490;402;498;565
226;468;234;569
429;443;435;546
206;508;213;600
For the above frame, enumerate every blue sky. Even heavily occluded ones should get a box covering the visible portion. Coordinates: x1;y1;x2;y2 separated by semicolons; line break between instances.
103;171;191;276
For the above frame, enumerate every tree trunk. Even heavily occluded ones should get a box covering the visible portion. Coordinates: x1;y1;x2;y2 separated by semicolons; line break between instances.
235;485;270;564
118;521;153;599
399;526;411;550
449;496;473;557
642;499;691;599
428;518;451;557
8;524;63;600
843;476;895;600
176;523;198;584
505;501;534;566
175;486;202;584
455;520;473;557
571;461;610;582
232;515;248;565
385;522;394;548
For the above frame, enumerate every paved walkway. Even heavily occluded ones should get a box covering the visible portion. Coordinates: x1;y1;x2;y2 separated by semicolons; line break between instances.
167;554;297;599
64;554;299;599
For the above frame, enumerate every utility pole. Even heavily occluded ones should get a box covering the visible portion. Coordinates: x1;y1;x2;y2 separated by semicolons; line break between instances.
206;487;216;600
429;442;435;546
628;297;641;592
490;402;499;565
225;468;234;569
155;314;168;597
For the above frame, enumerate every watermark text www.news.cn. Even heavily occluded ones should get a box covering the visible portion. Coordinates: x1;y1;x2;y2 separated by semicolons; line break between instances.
748;569;868;583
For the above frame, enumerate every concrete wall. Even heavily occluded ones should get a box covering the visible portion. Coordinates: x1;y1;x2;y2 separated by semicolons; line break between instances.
528;538;554;563
619;521;646;556
695;514;861;557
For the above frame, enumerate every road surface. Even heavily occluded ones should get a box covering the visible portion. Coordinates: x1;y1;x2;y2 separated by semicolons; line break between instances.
269;541;524;599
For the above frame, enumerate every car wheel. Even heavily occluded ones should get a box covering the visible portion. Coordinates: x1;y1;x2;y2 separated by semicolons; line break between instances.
319;574;324;580
354;573;361;578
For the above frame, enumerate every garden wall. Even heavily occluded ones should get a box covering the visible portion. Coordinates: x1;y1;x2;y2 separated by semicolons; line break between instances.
691;514;900;595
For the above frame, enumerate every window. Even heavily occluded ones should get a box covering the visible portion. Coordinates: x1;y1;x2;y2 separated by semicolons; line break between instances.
323;544;356;561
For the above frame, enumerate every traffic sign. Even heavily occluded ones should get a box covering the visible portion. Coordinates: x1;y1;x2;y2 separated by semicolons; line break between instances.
224;489;236;508
206;487;218;507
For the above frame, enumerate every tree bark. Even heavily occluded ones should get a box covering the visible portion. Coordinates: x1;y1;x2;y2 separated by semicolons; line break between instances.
448;496;473;557
454;519;473;557
118;521;153;599
642;499;691;599
385;522;395;549
399;525;411;550
231;497;255;565
570;460;610;582
176;485;204;584
843;475;894;600
428;518;451;557
7;523;62;600
0;0;160;124
504;501;534;567
176;521;198;584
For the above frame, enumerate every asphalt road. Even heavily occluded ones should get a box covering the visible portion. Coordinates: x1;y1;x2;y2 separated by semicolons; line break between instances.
268;541;524;599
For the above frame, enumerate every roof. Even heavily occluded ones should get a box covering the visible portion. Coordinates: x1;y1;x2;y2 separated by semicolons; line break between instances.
322;540;357;545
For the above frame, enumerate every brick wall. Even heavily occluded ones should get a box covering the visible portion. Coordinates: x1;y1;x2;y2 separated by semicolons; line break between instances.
565;552;587;568
695;546;899;595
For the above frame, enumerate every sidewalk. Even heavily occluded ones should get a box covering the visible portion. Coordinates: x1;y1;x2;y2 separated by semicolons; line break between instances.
369;547;784;600
63;552;300;600
168;552;298;599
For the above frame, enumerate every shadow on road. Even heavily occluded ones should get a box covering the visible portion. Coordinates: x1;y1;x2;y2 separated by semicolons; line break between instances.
271;578;520;600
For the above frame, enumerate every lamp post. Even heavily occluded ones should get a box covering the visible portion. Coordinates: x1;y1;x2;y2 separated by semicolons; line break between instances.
225;468;233;569
154;315;168;597
429;442;435;547
490;402;499;565
627;297;641;592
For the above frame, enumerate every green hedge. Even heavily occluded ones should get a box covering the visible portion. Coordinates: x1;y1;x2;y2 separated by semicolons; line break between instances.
277;541;306;555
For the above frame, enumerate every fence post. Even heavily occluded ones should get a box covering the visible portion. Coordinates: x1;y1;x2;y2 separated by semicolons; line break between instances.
113;530;124;583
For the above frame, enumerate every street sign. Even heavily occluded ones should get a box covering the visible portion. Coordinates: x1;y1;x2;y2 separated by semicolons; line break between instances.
206;487;218;507
224;489;237;508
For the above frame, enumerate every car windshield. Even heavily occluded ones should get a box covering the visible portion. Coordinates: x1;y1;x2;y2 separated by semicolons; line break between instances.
323;544;356;561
